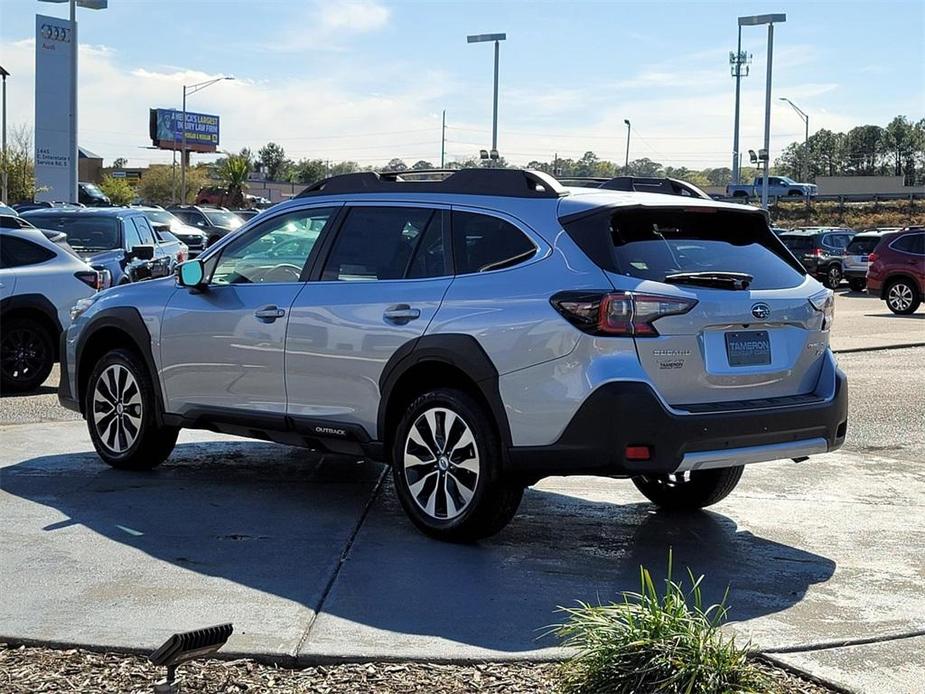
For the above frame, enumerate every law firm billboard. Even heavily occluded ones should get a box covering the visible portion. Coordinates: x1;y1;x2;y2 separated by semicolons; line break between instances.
149;109;220;153
35;15;77;202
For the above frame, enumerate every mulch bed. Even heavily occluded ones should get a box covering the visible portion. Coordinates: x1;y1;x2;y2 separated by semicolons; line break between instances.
0;644;835;693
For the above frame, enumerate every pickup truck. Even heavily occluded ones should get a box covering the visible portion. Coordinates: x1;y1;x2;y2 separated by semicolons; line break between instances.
726;176;817;199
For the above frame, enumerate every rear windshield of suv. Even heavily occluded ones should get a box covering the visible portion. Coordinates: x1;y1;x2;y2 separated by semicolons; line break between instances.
563;207;805;290
779;235;815;254
27;215;120;252
846;236;881;255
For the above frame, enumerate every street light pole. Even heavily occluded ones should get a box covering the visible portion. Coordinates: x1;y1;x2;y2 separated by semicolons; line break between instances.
179;75;233;204
1;66;8;203
467;33;506;162
624;119;631;169
738;13;786;210
780;97;809;181
440;109;446;168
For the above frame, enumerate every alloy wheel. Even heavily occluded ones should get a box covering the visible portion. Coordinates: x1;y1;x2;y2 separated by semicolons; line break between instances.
92;364;143;453
827;266;842;287
403;407;480;520
888;282;914;312
0;327;47;384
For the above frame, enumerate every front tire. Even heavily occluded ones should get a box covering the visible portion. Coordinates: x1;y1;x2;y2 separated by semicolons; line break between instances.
632;466;744;510
0;317;55;393
885;278;921;315
391;388;523;542
85;348;178;470
823;264;843;289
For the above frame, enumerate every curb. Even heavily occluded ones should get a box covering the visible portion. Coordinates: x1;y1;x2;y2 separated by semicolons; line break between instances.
756;653;855;694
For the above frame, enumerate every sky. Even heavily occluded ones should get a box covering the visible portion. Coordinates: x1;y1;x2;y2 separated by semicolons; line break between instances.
1;0;923;171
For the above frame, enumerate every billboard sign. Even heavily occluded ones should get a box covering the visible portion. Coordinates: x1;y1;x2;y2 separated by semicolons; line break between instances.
35;15;76;202
149;108;220;152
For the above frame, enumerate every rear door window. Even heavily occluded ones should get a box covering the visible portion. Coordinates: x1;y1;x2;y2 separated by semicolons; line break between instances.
892;233;925;255
321;207;441;281
780;235;814;254
0;236;56;268
566;208;805;290
846;237;881;255
451;211;536;274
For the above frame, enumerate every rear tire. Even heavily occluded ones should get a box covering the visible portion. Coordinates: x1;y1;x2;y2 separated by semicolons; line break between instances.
848;278;866;292
632;466;744;510
885;278;921;315
0;317;54;393
391;388;523;542
85;348;178;470
823;264;843;289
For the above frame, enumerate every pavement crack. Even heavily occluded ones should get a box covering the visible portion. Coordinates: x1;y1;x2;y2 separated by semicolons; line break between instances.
759;627;925;655
290;465;387;662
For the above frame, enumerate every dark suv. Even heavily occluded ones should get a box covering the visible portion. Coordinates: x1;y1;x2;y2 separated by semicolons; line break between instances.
867;227;925;314
167;205;244;247
779;227;855;289
21;208;173;285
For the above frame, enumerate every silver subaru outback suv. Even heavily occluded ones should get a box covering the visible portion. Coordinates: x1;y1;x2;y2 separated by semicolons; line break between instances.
60;169;847;542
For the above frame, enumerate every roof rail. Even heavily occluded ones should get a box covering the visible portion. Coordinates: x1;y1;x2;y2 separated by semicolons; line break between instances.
596;176;711;200
296;168;567;199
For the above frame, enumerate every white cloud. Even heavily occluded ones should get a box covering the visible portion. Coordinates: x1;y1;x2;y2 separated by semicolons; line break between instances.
317;0;391;33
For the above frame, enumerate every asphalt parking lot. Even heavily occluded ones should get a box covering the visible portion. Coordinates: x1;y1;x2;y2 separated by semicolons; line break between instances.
1;290;923;693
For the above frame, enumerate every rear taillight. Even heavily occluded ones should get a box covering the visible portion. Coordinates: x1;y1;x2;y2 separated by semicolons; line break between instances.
551;291;697;337
809;289;835;331
177;250;187;263
867;251;878;263
74;270;102;291
812;248;825;257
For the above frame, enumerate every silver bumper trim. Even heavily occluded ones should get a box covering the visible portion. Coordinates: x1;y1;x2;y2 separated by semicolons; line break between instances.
676;437;829;473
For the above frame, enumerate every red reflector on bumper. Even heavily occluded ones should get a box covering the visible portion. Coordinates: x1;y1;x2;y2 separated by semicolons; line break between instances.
625;445;651;461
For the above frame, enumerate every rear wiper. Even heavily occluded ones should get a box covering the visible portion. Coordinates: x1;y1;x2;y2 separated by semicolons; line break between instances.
664;271;753;290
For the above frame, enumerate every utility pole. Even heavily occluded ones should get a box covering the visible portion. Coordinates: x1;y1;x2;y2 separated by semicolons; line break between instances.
440;109;446;168
624;119;631;169
760;21;776;210
730;29;751;185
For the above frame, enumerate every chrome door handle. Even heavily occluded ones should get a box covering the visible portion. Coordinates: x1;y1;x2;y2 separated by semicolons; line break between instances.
383;304;421;324
254;305;286;322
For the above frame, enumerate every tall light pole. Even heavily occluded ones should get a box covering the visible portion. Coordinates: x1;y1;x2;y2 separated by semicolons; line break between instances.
1;65;8;203
730;29;752;184
739;13;786;210
39;0;108;203
180;76;233;203
624;119;631;169
440;109;446;168
779;97;809;181
467;33;506;160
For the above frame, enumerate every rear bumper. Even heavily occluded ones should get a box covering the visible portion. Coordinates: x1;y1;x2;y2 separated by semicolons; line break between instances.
506;353;847;482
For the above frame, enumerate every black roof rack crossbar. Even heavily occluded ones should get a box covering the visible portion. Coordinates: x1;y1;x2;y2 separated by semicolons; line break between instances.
296;168;567;199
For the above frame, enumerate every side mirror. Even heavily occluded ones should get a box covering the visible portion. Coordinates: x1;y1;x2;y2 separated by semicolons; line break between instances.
177;259;206;288
131;244;156;261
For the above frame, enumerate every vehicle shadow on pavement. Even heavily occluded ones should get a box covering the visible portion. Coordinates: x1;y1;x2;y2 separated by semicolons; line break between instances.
1;442;836;654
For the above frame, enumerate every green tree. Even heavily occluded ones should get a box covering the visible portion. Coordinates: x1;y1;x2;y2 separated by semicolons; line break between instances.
1;125;37;203
292;159;327;184
257;142;288;181
411;160;435;170
111;157;128;169
883;116;923;185
382;158;407;172
137;164;210;205
843;125;886;175
328;161;360;176
624;157;663;177
98;175;135;205
217;149;252;207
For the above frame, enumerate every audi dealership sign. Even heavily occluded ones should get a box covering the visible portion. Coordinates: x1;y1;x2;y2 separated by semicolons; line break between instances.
34;14;76;202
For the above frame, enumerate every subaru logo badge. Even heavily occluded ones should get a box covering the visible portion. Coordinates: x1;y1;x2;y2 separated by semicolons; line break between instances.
751;302;771;320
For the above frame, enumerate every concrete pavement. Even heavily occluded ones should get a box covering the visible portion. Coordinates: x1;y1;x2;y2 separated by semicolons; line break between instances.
829;290;924;353
1;318;924;693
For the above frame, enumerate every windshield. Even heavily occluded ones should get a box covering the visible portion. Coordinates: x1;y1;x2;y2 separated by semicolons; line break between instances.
33;216;121;252
846;237;882;255
780;235;815;253
203;210;243;229
81;183;106;198
142;209;178;225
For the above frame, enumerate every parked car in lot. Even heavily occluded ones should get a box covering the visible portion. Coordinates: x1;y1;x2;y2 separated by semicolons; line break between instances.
60;169;848;541
1;227;103;391
779;227;855;288
21;208;173;285
78;182;111;207
843;228;903;291
135;207;208;257
166;205;244;247
867;227;925;314
231;208;262;222
726;176;817;199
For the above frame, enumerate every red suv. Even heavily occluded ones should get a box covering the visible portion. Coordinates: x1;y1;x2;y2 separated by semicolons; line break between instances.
867;227;925;314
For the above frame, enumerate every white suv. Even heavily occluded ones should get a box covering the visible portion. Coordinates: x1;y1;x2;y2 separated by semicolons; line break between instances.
0;228;102;391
